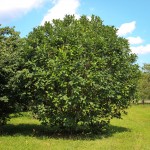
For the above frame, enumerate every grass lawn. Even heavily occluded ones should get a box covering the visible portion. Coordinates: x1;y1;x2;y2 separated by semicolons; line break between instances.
0;105;150;150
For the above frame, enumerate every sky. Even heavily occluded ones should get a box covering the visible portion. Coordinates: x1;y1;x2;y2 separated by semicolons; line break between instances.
0;0;150;66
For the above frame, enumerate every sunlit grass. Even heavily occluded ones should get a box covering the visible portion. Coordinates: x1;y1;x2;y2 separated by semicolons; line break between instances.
0;105;150;150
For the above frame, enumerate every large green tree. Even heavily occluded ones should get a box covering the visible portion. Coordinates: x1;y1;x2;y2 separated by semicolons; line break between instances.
0;25;23;125
13;15;140;132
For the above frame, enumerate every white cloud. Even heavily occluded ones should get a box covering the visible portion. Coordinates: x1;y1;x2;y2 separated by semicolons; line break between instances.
131;44;150;54
127;36;143;45
117;21;150;55
0;0;46;22
117;21;136;36
41;0;80;25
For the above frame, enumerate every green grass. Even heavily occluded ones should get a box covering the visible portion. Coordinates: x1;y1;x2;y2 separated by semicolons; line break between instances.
0;105;150;150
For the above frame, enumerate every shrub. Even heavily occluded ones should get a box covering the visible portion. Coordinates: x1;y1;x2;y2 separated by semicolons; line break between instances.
15;15;140;132
0;25;22;125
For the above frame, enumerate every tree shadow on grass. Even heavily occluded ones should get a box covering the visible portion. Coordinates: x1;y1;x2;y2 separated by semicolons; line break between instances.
0;123;131;140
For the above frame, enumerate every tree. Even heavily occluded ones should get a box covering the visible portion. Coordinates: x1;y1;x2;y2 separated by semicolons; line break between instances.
138;64;150;103
14;15;140;133
0;25;22;125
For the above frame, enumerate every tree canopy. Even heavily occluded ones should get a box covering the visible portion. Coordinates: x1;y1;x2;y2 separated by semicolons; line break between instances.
10;15;140;132
0;25;22;125
0;15;141;133
138;64;150;101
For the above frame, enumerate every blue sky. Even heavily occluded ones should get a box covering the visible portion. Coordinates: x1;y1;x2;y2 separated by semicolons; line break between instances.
0;0;150;66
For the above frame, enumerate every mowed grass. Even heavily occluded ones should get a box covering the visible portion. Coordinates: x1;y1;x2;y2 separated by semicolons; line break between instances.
0;105;150;150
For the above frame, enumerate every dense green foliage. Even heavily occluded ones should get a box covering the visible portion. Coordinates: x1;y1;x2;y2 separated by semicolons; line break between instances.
0;25;22;125
11;15;140;132
138;64;150;101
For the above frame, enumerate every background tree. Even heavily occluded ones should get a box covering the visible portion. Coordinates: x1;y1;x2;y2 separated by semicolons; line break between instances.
0;25;23;125
13;15;140;133
138;64;150;103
